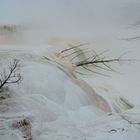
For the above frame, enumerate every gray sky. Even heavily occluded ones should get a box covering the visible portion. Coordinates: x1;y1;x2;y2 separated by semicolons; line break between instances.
1;0;140;40
0;0;140;27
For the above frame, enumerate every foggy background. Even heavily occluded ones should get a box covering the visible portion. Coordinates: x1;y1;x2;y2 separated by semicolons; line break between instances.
0;0;140;38
0;0;140;105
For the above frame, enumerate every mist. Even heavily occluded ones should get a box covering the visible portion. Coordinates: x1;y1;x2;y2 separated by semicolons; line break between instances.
0;0;140;104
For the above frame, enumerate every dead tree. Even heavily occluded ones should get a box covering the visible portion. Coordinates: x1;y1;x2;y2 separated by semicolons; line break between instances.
0;59;21;90
49;44;134;76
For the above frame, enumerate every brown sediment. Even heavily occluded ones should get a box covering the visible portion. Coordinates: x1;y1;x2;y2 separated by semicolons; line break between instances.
12;118;33;140
70;77;111;112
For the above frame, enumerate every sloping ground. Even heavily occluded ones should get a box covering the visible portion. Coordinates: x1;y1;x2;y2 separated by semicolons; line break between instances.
40;111;140;140
0;49;139;140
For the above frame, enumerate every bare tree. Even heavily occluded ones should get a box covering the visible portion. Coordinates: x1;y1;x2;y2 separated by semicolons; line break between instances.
0;59;21;90
46;44;133;76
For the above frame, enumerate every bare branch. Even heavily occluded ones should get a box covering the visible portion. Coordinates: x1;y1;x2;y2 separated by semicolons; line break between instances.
44;43;137;77
121;35;140;41
0;59;21;90
59;43;88;54
82;66;110;77
62;48;88;58
76;58;119;66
